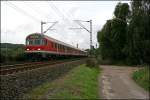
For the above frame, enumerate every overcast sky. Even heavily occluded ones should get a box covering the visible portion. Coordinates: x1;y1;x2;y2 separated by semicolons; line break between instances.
1;1;130;50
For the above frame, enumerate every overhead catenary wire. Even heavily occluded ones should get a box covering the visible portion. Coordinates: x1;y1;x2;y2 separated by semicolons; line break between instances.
6;1;41;23
47;1;72;25
47;1;90;48
47;1;81;33
22;1;52;21
46;1;73;40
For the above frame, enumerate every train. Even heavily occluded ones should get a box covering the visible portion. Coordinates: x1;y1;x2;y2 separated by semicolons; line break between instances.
25;33;87;60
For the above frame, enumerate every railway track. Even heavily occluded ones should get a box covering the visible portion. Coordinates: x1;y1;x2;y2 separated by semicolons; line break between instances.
0;59;80;75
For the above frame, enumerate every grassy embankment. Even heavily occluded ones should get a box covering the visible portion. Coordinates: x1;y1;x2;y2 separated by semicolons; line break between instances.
24;64;101;99
132;66;150;91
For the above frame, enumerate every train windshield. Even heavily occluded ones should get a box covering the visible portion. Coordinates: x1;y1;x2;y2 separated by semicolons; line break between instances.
26;34;47;45
26;39;47;45
34;39;41;45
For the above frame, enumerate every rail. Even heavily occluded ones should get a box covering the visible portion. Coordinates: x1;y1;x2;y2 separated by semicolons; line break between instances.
0;59;83;75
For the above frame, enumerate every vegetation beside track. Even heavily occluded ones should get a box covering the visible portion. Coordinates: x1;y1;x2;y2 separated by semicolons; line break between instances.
1;60;85;99
24;64;101;99
132;66;150;91
0;43;26;63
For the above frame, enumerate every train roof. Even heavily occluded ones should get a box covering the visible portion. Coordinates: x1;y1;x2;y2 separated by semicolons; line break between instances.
26;33;86;52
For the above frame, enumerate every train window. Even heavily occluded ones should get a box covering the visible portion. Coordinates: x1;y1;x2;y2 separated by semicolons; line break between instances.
58;44;59;49
27;38;46;45
29;40;33;45
26;40;29;45
60;45;62;50
34;39;41;45
62;45;63;50
55;43;57;49
51;42;53;48
44;40;47;45
58;44;60;49
53;43;55;48
55;43;58;48
42;40;47;45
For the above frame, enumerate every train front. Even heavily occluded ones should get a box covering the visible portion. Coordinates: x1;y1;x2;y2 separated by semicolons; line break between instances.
25;33;48;61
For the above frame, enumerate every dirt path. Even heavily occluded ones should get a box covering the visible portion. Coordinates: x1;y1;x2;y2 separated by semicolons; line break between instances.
99;65;149;99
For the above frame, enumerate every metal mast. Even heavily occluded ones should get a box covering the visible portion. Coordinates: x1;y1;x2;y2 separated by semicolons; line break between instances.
41;21;58;34
89;20;92;49
70;20;93;49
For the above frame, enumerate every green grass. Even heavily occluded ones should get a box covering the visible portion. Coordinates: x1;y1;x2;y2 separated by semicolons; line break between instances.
132;66;150;91
24;64;101;99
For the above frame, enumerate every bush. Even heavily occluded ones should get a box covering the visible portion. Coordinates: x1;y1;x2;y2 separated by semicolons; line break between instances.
86;58;99;68
15;53;27;61
132;66;150;91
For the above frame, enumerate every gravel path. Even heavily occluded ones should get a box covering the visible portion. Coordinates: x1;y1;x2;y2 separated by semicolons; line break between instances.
99;65;149;99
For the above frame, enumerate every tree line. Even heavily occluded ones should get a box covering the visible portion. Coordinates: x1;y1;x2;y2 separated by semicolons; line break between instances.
0;43;26;63
97;0;150;65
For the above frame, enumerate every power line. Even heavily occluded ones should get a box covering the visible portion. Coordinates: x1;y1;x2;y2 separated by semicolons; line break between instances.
22;1;52;21
47;2;64;19
6;2;41;22
70;20;93;50
41;21;58;34
47;1;91;49
47;1;76;25
47;1;80;33
46;1;73;37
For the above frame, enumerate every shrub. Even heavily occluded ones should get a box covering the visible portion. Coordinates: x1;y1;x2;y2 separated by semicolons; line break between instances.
86;58;99;68
132;66;150;91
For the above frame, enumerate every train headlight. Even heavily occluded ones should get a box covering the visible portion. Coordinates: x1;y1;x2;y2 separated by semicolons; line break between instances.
38;48;41;50
27;48;29;50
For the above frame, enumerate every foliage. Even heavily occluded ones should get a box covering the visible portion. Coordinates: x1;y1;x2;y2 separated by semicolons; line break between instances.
97;9;128;61
86;58;99;68
124;0;150;64
97;1;150;65
0;43;24;48
85;46;97;57
0;43;26;63
132;66;150;91
114;2;130;21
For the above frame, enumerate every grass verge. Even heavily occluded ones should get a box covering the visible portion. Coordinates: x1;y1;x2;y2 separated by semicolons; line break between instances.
132;66;150;91
24;64;101;99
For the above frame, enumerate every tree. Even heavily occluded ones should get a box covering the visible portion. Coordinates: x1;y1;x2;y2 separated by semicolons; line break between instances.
124;0;150;64
97;1;150;64
114;3;130;21
97;20;113;60
97;2;130;62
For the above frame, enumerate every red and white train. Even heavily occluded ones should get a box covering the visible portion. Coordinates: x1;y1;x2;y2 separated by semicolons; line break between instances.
25;33;87;60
